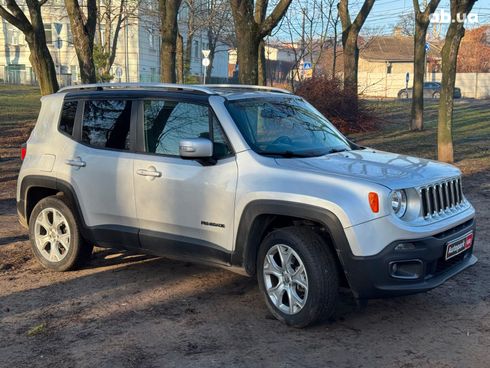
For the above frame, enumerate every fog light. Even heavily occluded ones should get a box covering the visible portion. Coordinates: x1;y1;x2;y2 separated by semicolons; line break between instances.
389;260;423;279
394;242;417;251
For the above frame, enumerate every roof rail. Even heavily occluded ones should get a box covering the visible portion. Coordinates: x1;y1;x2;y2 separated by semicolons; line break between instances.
201;84;292;94
58;82;215;94
57;82;293;95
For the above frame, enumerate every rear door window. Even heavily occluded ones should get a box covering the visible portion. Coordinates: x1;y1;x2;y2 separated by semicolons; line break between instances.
81;100;132;150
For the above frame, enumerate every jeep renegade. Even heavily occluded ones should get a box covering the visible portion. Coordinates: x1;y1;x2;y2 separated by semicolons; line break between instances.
17;83;477;327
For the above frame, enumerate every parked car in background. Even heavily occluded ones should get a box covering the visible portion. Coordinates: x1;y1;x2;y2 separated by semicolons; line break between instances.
398;82;462;99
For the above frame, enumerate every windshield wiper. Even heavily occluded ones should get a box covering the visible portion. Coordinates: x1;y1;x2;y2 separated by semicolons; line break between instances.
326;148;350;154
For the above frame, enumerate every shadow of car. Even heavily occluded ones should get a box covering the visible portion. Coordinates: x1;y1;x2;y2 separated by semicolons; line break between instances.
398;82;462;99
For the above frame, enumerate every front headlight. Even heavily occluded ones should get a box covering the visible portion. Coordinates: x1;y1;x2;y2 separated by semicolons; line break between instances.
391;190;407;218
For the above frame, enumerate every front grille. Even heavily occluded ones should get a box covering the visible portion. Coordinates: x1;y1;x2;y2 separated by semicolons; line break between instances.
419;177;464;218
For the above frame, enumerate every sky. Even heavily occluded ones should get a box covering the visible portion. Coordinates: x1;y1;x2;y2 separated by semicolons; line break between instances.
362;0;490;34
274;0;490;41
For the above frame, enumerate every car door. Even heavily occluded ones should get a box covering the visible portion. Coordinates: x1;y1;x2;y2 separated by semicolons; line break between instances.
58;98;139;247
133;98;238;264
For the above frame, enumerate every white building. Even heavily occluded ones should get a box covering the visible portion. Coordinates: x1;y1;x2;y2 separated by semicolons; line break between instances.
0;0;229;86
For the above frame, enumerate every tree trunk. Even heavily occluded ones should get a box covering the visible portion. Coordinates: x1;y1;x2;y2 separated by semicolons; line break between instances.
230;0;292;85
235;23;260;85
65;0;97;83
338;0;375;118
25;1;59;94
258;40;266;86
176;33;184;83
437;0;476;163
411;21;428;131
26;36;59;94
0;0;59;94
159;0;182;83
342;33;359;114
332;17;338;78
410;0;441;131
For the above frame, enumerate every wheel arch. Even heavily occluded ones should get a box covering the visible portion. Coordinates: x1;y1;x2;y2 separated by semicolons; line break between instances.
18;175;90;239
232;200;354;283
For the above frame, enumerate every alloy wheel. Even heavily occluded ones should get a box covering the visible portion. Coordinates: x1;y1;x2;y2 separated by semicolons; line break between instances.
34;207;71;263
263;244;309;315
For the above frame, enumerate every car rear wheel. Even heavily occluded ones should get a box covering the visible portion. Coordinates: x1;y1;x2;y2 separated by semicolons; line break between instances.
432;91;441;99
257;227;339;328
29;195;92;271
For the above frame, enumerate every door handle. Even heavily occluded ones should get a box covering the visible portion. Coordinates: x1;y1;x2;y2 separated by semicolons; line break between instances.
136;168;162;178
65;158;86;168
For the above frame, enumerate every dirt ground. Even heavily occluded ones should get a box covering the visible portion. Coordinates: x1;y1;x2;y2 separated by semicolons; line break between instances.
1;117;489;368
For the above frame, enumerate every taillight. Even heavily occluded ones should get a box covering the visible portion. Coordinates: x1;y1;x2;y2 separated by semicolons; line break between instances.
21;144;27;160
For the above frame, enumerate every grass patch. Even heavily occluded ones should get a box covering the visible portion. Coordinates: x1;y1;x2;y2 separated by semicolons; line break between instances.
0;84;41;124
27;323;46;337
355;99;490;175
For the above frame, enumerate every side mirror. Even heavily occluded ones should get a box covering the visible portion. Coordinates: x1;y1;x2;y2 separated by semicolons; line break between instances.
179;138;213;159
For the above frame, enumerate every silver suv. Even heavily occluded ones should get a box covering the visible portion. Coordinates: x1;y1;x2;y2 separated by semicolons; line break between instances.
17;83;477;327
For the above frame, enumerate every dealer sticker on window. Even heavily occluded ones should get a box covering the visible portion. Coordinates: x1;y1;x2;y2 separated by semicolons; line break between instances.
445;231;474;261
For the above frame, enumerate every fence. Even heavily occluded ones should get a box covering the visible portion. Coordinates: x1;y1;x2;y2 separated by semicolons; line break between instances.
358;72;490;99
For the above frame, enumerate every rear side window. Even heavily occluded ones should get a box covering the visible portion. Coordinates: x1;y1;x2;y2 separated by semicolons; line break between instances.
59;101;77;136
82;100;132;150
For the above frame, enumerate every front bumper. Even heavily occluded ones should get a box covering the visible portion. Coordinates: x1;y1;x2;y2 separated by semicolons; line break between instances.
344;218;477;299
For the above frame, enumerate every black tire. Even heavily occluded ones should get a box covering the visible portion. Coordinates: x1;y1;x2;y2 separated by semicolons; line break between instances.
432;91;441;99
257;227;339;328
28;195;91;271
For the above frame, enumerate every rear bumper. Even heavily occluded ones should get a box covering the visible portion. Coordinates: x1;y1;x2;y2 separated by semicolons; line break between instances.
344;218;477;299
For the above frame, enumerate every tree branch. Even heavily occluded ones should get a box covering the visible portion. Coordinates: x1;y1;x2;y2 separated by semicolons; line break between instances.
0;0;32;33
260;0;292;37
0;6;30;33
351;0;375;32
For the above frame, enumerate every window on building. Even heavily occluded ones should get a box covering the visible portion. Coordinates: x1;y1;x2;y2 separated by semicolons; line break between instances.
7;26;20;45
82;100;132;150
45;23;53;44
71;65;78;81
149;29;155;49
193;40;199;58
67;23;73;44
59;101;77;136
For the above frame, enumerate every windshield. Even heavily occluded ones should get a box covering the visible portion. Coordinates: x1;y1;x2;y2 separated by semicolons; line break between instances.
226;97;352;157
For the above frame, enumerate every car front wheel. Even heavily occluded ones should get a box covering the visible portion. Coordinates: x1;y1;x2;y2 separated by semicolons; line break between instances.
257;227;339;328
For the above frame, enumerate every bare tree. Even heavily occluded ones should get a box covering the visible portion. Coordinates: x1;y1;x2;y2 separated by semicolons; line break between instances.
410;0;441;131
230;0;292;85
282;0;336;87
437;0;477;163
181;0;199;80
338;0;375;114
159;0;182;83
203;0;234;81
0;0;59;94
94;0;140;81
395;12;415;36
65;0;97;83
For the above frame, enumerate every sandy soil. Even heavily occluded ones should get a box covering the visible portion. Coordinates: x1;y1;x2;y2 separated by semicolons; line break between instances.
0;121;489;368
